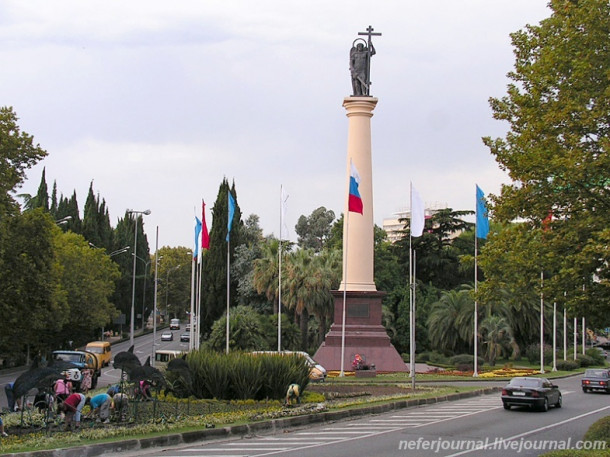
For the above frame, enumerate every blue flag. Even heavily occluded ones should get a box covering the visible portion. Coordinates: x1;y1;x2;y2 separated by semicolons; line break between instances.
226;191;236;242
476;185;489;239
193;217;202;259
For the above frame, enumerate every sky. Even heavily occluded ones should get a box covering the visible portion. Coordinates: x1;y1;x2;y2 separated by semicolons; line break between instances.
1;1;552;249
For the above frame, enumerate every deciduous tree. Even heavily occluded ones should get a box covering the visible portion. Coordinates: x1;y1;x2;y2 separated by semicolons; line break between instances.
483;0;610;323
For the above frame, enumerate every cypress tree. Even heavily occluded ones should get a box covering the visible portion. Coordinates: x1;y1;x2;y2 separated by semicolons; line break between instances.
201;178;243;336
34;167;49;211
82;182;113;250
50;180;58;217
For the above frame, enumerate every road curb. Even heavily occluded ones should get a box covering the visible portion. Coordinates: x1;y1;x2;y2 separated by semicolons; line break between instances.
7;387;502;457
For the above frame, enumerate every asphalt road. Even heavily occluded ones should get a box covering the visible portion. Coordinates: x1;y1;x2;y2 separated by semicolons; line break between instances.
119;375;610;457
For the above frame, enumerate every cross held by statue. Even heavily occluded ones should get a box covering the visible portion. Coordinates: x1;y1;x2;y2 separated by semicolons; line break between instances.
350;25;382;97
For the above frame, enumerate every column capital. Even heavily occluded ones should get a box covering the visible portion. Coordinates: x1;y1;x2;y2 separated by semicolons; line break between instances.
343;97;379;114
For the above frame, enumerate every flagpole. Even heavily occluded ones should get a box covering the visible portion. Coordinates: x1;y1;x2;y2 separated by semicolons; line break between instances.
340;210;350;377
226;239;230;354
409;246;417;389
552;302;557;371
278;185;283;352
473;185;489;378
540;271;545;373
196;254;202;350
151;226;159;366
189;248;197;352
409;183;415;384
573;317;577;360
474;233;479;377
563;294;567;361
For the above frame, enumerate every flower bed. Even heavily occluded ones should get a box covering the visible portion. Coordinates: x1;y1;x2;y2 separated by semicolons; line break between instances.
428;367;539;378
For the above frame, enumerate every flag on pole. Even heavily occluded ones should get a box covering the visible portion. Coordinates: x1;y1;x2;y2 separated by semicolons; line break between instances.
193;217;202;259
201;200;210;250
348;160;363;214
411;185;425;237
476;185;490;239
226;191;236;242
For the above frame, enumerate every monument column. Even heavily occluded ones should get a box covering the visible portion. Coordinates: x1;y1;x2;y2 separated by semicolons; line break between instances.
314;26;406;373
340;97;378;292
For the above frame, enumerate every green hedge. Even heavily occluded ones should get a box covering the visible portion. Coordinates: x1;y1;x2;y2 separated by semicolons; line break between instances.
555;359;579;371
184;350;310;401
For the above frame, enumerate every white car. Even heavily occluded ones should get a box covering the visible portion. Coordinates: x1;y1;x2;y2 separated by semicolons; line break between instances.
161;331;173;342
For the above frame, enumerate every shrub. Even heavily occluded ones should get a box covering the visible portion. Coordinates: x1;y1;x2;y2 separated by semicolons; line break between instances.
526;344;555;365
415;352;430;363
577;354;596;367
228;353;263;400
555;360;579;371
401;353;410;363
184;350;310;401
258;353;310;401
540;415;610;456
584;415;610;447
428;351;449;365
586;348;606;366
449;354;484;368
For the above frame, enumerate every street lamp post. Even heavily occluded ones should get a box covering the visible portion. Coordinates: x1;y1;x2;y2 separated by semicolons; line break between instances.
89;242;130;258
127;209;151;347
55;216;72;226
133;253;151;331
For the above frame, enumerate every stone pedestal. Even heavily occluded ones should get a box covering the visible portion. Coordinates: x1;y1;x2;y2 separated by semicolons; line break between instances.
313;291;407;372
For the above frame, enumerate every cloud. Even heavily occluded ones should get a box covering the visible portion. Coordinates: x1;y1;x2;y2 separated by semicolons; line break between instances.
5;0;551;247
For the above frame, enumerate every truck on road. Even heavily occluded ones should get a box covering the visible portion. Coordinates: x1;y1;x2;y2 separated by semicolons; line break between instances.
51;350;101;390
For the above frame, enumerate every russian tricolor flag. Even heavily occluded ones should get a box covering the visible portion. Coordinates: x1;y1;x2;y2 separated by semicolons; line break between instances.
348;160;363;214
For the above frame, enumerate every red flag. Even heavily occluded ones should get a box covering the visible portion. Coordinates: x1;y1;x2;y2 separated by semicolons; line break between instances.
202;200;210;250
348;160;363;214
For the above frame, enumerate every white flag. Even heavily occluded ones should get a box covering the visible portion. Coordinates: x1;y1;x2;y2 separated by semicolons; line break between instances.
411;185;425;237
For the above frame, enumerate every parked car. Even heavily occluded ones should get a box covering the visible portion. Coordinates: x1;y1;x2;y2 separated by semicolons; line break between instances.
501;377;562;411
161;331;174;342
582;369;610;393
592;346;608;358
180;332;190;342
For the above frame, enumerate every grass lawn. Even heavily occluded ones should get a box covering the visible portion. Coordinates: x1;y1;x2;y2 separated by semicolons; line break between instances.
0;384;481;454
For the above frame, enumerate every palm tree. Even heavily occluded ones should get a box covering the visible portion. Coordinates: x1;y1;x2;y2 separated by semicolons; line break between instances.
427;287;472;353
253;238;281;314
282;249;340;350
307;249;341;342
479;315;513;366
283;249;316;349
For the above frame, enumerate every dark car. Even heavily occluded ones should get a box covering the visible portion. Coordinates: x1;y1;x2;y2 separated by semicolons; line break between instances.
180;332;190;342
501;377;562;412
582;369;610;393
